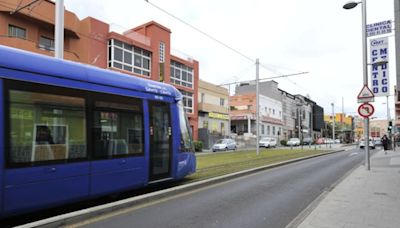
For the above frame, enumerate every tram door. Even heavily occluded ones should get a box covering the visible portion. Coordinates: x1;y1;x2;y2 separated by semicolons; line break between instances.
149;101;172;181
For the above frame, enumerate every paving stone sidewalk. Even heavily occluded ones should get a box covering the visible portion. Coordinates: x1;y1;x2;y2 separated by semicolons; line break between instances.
297;149;400;228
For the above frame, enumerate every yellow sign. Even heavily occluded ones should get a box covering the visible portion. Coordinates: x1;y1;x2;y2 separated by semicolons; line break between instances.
209;112;229;120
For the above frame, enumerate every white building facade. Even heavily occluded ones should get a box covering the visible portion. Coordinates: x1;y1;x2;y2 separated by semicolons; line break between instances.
258;95;283;140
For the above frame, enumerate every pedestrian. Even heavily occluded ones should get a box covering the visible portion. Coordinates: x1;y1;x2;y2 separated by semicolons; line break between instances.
393;135;396;152
381;134;389;152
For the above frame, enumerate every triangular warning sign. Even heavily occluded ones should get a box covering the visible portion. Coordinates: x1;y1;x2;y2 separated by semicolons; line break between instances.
357;85;374;99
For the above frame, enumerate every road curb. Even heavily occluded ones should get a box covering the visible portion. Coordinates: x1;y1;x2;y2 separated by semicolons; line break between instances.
17;148;349;228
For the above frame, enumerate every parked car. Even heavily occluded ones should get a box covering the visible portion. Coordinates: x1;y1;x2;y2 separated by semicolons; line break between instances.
302;137;313;145
325;138;334;144
359;137;375;149
373;137;382;147
316;138;325;144
259;137;277;148
287;138;300;146
334;139;341;144
212;139;237;152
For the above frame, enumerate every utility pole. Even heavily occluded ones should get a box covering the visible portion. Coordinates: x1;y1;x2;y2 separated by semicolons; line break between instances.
298;106;301;139
228;85;231;136
331;103;335;141
256;59;260;155
395;0;400;106
387;95;391;145
55;0;64;59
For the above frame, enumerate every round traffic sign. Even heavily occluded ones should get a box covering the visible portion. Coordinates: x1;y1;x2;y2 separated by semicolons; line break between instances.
358;103;375;118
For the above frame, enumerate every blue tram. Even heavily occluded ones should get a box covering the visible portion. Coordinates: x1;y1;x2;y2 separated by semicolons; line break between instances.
0;45;196;217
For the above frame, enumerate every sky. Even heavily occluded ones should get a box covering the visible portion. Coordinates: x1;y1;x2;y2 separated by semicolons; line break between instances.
64;0;396;120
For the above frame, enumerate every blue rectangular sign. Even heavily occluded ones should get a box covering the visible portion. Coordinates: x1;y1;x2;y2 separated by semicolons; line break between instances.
370;37;389;97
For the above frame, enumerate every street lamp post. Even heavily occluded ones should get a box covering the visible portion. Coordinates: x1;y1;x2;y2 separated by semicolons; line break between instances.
343;0;370;170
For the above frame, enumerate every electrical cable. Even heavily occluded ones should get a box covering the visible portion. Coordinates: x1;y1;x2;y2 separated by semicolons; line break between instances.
145;0;255;63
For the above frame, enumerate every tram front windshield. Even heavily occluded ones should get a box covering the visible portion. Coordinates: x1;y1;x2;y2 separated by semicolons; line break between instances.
178;101;194;152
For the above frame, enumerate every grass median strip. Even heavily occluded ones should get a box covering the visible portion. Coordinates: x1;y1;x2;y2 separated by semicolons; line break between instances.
185;149;333;181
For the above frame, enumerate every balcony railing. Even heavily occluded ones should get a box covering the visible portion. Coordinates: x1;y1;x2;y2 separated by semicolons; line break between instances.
110;24;151;46
0;36;80;61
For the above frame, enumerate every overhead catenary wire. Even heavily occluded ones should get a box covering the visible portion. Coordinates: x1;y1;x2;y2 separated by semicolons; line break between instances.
144;0;255;63
218;72;309;86
144;0;307;77
10;0;41;15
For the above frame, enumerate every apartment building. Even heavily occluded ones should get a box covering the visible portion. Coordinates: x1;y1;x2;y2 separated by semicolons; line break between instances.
230;92;283;140
0;0;199;139
232;81;323;141
197;80;229;148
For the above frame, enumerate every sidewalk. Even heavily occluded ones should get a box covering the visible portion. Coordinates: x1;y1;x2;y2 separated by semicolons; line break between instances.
296;149;400;228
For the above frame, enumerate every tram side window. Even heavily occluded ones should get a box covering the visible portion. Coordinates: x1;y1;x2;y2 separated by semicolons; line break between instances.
93;99;143;158
8;89;87;165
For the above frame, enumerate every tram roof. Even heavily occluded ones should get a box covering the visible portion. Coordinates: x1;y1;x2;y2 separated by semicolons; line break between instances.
0;45;182;100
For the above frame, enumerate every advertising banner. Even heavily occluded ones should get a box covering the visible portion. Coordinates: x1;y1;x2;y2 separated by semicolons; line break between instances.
367;20;392;37
370;37;389;97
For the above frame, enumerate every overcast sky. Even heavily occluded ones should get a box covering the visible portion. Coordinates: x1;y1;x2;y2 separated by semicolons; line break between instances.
64;0;396;119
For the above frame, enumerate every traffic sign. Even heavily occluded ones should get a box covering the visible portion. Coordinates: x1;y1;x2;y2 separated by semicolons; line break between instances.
358;103;375;118
357;85;375;103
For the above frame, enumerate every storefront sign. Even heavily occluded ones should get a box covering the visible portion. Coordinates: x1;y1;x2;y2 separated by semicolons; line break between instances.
209;112;229;120
367;20;392;37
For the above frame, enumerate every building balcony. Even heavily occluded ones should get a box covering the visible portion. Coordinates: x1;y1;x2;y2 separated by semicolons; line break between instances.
120;29;151;46
0;36;80;62
198;102;228;114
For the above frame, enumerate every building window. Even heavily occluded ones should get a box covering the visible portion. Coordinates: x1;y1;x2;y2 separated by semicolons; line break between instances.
272;126;276;135
261;125;265;134
180;90;193;113
108;39;151;77
201;93;205;103
8;25;26;39
170;60;193;88
159;42;165;63
203;120;208;129
39;36;55;51
220;98;225;106
267;126;270;135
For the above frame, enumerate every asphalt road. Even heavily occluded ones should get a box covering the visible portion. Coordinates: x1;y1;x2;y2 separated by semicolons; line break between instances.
75;147;368;228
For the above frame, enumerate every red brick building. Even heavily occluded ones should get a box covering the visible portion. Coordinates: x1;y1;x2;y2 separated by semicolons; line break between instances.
0;0;199;139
